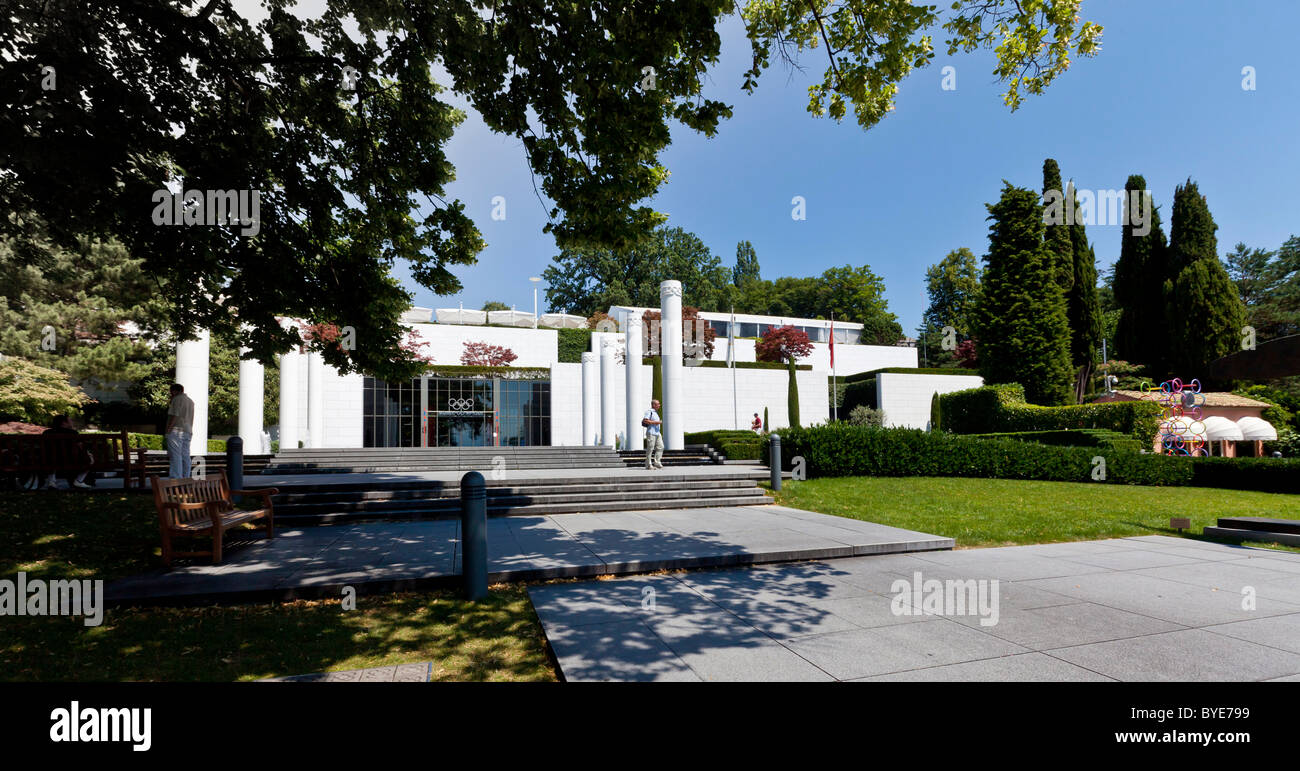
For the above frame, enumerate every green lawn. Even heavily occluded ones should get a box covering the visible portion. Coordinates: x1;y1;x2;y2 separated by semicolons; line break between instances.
0;491;557;682
769;476;1300;551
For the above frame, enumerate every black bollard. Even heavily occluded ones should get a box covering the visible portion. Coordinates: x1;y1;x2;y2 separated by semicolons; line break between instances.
226;435;244;491
460;470;488;601
769;433;781;492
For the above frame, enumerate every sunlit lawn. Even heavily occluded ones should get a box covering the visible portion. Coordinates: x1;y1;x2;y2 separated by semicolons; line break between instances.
0;491;557;682
768;476;1300;551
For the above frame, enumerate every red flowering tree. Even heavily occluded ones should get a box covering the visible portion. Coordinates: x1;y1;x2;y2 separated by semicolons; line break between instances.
755;325;813;363
401;329;435;364
461;341;518;366
641;306;716;359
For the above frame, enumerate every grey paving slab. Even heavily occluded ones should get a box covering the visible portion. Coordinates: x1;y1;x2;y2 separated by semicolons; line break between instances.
108;504;950;604
852;652;1116;682
1202;612;1300;655
530;539;1300;682
1049;629;1300;681
545;619;703;682
263;661;432;682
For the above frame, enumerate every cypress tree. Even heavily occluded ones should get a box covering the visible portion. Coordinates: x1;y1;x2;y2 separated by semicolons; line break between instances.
1041;159;1075;295
1066;180;1103;401
787;356;801;427
975;183;1074;406
1166;181;1246;376
651;356;662;403
1112;174;1168;372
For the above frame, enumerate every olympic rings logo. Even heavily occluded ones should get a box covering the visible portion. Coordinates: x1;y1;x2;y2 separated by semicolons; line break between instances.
1145;377;1210;456
447;398;476;411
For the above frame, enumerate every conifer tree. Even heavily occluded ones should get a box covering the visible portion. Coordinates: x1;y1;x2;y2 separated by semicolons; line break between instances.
1112;175;1168;371
1066;181;1103;400
1166;181;1246;375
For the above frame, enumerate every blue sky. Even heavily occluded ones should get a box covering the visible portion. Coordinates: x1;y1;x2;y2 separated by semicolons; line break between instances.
400;0;1300;332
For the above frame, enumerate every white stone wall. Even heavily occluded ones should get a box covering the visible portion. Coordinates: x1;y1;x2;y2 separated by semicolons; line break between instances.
679;366;827;433
549;362;583;446
322;370;364;448
877;372;984;430
406;323;558;367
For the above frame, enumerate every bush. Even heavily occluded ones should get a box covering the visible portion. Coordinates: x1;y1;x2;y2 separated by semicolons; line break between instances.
556;328;594;363
761;423;1300;493
686;429;761;459
967;429;1142;453
1265;428;1300;458
128;433;227;453
847;405;884;427
937;384;1162;444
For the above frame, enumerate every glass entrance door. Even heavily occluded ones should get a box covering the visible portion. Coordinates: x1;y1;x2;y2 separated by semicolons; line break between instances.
427;377;495;447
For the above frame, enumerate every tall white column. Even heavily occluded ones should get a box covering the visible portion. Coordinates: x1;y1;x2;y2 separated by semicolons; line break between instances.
237;348;265;453
278;347;300;452
600;337;617;449
174;330;210;458
659;280;684;450
307;350;325;448
580;351;598;445
624;314;643;451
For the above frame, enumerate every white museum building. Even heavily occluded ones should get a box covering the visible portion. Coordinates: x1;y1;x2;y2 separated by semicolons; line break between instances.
172;281;982;455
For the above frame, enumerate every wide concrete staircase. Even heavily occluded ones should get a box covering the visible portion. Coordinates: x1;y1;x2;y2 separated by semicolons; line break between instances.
616;444;722;467
260;446;626;474
270;471;775;526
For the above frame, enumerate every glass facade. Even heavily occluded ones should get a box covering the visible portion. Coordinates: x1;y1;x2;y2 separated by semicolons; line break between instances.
363;376;551;447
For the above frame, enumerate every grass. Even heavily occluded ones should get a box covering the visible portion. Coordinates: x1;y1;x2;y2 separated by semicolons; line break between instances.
0;490;557;682
1;587;557;682
768;476;1300;551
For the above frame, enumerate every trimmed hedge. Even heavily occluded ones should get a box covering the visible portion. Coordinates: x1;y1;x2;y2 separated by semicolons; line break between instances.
764;424;1188;486
967;429;1143;453
129;433;227;453
642;357;811;371
842;378;876;413
843;366;976;383
686;429;762;459
556;328;594;363
761;424;1300;493
937;384;1162;444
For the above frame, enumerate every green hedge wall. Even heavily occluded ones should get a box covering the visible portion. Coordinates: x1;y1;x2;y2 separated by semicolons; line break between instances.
842;379;876;413
967;429;1143;453
760;424;1300;493
937;384;1162;444
557;328;594;363
842;367;976;384
685;429;762;459
763;424;1188;486
129;433;228;453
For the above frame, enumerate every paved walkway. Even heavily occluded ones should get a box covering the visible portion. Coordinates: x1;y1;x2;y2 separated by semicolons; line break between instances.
105;505;951;604
529;535;1300;681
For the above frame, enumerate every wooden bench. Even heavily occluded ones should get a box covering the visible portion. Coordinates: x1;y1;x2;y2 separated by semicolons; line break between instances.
151;470;279;566
0;428;147;489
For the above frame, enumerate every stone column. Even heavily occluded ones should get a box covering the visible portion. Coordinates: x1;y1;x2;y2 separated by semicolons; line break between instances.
174;330;210;458
307;350;325;448
600;337;617;449
237;348;265;453
659;280;684;450
624;314;643;451
278;346;300;452
580;351;598;445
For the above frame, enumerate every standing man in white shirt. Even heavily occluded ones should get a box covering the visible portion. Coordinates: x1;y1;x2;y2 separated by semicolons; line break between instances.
642;398;664;470
165;383;196;478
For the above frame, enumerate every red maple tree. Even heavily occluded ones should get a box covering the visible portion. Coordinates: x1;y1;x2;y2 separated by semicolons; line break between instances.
755;325;813;363
460;340;518;366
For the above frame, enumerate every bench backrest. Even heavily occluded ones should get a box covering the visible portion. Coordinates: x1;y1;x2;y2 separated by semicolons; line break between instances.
152;470;233;526
0;429;131;470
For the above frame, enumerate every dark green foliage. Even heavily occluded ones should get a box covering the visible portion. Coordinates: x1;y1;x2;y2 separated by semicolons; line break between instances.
1113;175;1169;372
651;357;662;404
930;391;941;432
1189;458;1300;495
762;424;1191;486
842;379;877;413
975;183;1074;405
1067;186;1102;400
787;357;800;427
685;429;762;459
1041;160;1075;293
843;367;979;382
733;241;761;287
919;247;981;367
763;406;769;431
966;429;1142;453
936;384;1162;444
642;358;809;371
731;264;903;344
556;328;594;363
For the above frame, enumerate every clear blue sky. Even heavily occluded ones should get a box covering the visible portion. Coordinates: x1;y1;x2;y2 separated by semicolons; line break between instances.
399;0;1300;332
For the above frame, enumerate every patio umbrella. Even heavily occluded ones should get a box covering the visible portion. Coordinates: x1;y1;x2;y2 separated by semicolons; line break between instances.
435;308;487;325
538;312;587;329
487;309;536;327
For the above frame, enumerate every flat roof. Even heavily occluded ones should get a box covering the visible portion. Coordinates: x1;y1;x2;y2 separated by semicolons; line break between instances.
607;305;864;329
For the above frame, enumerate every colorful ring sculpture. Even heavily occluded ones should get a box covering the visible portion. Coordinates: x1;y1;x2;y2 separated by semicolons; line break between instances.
1142;377;1209;456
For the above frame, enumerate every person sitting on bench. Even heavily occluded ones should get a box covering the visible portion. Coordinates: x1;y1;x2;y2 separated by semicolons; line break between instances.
41;415;92;490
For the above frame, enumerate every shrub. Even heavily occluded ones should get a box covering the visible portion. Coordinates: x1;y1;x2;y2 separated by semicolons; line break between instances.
967;429;1142;453
556;328;594;363
1190;457;1300;495
842;378;876;413
847;405;884;427
937;384;1162;444
686;429;761;459
129;433;227;453
1265;428;1300;458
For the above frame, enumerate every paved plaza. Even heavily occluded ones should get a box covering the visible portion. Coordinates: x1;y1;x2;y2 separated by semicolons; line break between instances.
105;505;951;604
529;535;1300;681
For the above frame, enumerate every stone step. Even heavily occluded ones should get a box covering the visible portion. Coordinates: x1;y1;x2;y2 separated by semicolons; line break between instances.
1202;526;1300;548
276;494;775;525
1216;517;1300;536
274;485;762;516
274;478;758;503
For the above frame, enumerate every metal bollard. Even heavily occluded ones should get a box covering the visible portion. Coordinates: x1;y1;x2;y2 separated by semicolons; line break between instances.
460;470;488;601
769;433;781;492
226;435;244;492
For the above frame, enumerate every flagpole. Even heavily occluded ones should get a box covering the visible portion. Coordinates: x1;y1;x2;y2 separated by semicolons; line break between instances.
831;312;837;422
730;305;738;430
